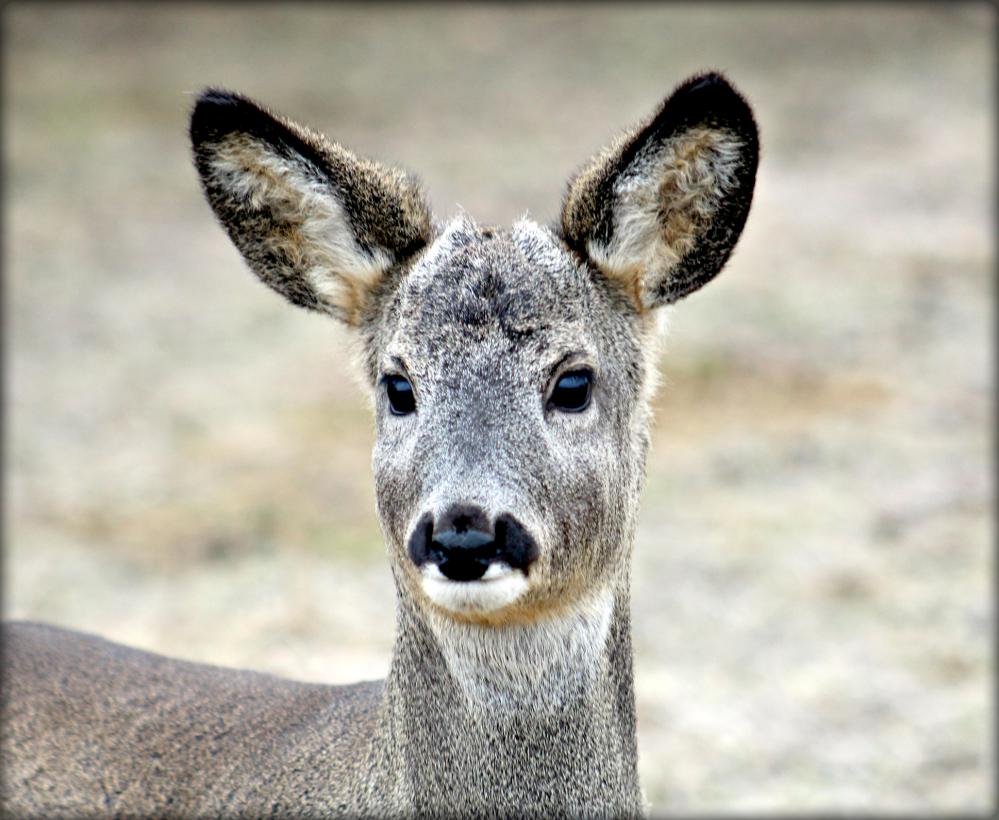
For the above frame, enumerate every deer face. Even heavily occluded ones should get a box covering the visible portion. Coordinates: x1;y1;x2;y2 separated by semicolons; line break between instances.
190;72;758;627
370;217;653;624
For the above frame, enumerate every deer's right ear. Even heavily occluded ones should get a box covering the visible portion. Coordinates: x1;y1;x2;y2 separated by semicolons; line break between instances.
190;88;432;327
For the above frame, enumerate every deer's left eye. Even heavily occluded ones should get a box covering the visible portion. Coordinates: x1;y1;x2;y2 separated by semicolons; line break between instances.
384;375;416;415
549;369;593;413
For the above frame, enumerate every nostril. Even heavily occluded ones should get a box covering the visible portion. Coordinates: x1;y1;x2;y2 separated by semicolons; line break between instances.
406;512;434;567
494;513;540;571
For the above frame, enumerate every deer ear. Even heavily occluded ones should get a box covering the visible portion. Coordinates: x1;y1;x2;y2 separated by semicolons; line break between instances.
561;72;759;311
190;88;432;326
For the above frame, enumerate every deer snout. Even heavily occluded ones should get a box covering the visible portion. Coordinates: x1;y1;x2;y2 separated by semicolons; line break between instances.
407;504;539;582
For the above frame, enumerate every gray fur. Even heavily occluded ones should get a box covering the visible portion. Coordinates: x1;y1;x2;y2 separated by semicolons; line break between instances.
2;72;758;817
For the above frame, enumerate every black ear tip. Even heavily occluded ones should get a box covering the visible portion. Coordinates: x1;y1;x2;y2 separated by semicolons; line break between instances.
189;87;263;144
195;87;244;109
666;70;757;133
679;70;749;104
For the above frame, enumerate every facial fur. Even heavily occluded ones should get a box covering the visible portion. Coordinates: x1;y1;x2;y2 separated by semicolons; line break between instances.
368;215;657;627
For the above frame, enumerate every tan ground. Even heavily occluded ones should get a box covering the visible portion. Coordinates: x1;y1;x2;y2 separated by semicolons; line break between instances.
4;3;993;813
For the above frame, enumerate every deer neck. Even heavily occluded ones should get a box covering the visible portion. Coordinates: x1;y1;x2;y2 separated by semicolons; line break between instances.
368;576;643;816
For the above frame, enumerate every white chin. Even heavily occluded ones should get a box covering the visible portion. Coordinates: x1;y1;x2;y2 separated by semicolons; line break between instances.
421;562;529;614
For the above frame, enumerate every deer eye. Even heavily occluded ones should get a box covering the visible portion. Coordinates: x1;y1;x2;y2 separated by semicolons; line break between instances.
384;375;416;415
549;369;593;413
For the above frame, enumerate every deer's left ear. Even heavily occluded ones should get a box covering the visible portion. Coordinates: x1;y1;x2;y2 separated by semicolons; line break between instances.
561;72;759;310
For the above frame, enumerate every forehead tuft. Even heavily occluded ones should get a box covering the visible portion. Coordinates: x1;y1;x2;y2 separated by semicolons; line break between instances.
510;216;569;268
398;215;587;339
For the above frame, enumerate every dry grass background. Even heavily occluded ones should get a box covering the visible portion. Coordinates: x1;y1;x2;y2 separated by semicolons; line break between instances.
4;2;994;814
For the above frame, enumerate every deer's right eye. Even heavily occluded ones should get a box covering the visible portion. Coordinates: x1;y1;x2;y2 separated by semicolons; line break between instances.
384;375;416;416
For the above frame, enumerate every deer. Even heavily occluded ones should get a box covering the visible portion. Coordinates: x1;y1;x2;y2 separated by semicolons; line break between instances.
2;71;758;817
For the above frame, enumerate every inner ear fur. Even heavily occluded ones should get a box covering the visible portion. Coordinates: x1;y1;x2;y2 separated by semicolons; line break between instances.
190;88;432;326
561;72;759;311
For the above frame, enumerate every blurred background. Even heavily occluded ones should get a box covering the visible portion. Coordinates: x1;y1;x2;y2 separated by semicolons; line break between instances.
4;2;993;813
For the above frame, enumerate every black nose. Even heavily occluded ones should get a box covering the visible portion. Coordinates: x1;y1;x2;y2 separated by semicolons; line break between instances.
407;504;539;582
